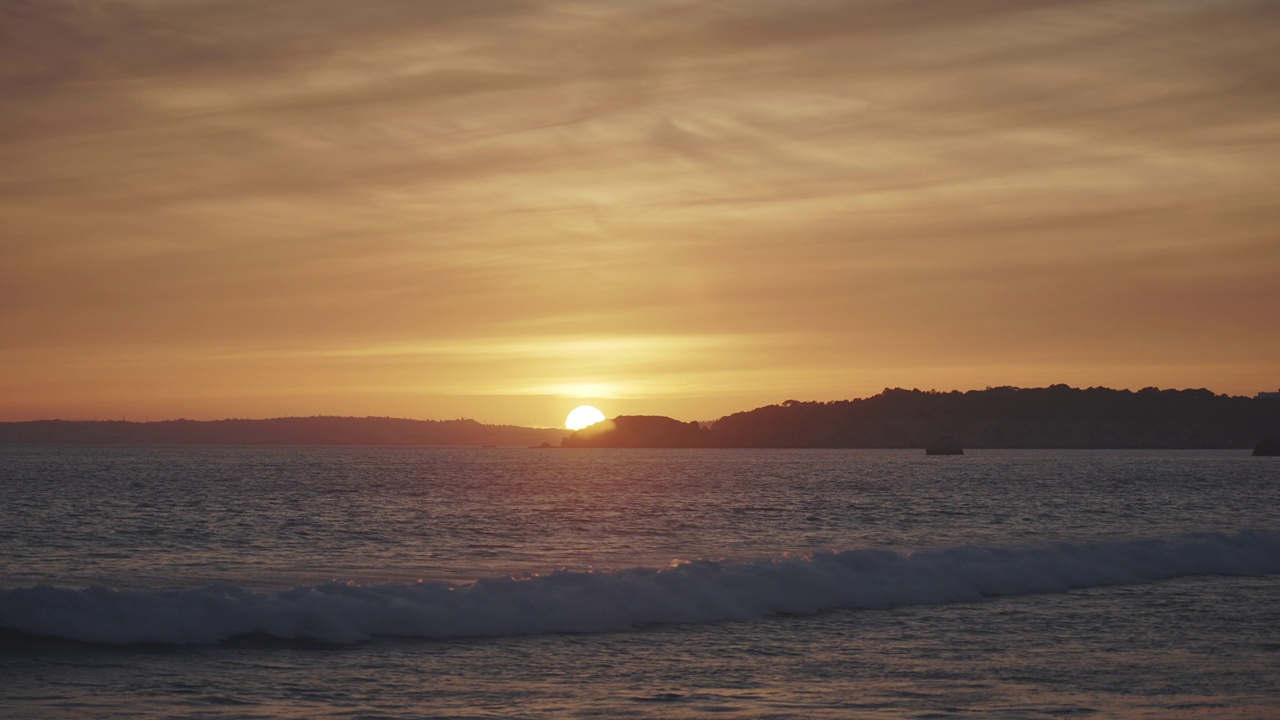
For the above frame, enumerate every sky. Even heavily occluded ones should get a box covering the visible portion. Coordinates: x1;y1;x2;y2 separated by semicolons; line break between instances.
2;0;1277;427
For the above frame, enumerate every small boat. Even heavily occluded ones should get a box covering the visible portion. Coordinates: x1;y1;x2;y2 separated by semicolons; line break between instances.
925;435;964;455
1253;438;1280;456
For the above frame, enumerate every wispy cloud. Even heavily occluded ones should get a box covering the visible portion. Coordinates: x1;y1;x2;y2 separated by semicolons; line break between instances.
2;0;1277;422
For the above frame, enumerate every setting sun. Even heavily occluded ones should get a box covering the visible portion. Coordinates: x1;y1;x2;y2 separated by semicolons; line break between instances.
565;405;606;431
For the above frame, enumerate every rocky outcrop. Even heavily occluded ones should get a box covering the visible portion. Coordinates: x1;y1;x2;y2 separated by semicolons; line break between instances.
1254;437;1280;456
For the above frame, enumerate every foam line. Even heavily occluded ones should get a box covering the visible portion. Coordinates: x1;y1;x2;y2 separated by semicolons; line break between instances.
3;531;1278;645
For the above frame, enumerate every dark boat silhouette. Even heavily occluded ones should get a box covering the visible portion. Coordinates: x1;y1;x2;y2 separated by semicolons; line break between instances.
925;435;964;455
1253;438;1280;456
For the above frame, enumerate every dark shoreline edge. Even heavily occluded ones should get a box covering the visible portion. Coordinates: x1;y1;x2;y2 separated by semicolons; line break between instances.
5;385;1276;450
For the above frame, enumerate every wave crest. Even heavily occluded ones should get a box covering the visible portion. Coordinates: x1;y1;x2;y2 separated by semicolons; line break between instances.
4;530;1278;645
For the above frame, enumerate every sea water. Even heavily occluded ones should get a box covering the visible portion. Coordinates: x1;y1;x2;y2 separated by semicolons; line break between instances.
2;447;1278;718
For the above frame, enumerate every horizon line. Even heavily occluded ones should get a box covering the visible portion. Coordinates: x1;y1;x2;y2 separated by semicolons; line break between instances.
5;383;1277;427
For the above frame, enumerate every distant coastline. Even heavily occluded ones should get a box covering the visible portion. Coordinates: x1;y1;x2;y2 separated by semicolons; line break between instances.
3;385;1278;449
0;416;566;448
562;385;1280;450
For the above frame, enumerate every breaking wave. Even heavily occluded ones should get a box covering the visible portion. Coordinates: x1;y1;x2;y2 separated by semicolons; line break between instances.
3;530;1278;645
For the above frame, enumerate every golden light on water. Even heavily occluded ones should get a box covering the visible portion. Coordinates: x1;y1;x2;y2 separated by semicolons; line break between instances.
565;405;606;431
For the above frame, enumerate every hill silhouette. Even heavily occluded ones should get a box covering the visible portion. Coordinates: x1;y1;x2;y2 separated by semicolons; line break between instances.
6;386;1278;449
0;416;566;447
563;385;1280;449
561;416;707;448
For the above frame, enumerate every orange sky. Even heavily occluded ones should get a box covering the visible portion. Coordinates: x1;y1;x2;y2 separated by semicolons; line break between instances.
2;0;1277;428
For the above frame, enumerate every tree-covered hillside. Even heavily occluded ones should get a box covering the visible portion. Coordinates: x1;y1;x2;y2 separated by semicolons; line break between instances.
564;386;1280;449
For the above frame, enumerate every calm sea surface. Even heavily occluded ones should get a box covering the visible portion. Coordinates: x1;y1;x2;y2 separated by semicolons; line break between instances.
2;447;1278;718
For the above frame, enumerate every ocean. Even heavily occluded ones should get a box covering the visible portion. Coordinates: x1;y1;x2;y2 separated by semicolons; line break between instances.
2;446;1278;718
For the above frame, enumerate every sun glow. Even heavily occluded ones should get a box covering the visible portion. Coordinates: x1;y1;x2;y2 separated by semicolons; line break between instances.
565;405;606;431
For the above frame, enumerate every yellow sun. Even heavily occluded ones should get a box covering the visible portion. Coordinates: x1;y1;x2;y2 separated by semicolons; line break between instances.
565;405;606;430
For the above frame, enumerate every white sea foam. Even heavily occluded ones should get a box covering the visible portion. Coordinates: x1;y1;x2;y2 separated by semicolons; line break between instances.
3;530;1278;645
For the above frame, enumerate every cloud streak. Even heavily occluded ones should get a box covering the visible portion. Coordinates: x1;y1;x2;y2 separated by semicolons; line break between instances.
2;0;1277;423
